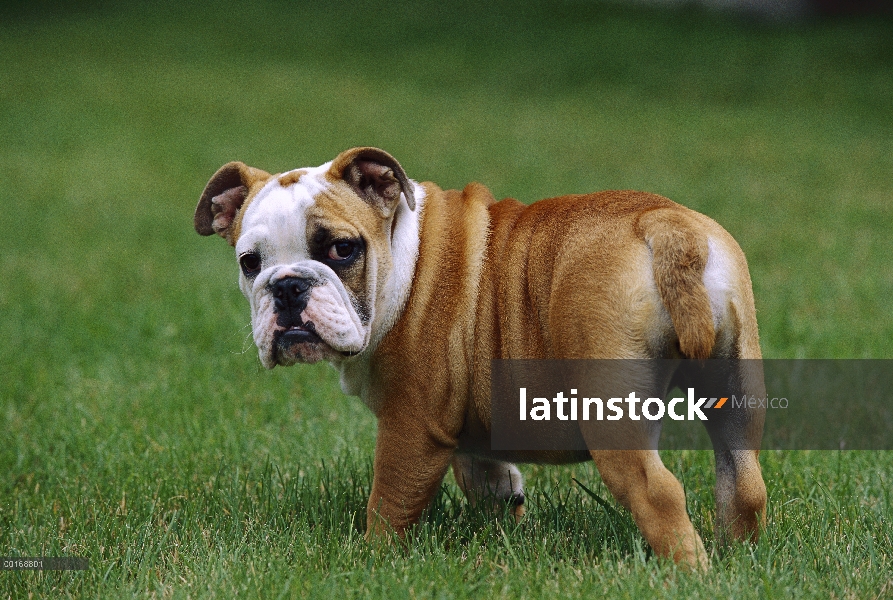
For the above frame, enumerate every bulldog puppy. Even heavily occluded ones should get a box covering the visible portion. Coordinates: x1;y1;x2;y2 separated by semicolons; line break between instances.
195;147;766;570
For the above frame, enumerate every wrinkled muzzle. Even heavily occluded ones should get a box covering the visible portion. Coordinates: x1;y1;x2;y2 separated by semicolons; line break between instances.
250;273;368;368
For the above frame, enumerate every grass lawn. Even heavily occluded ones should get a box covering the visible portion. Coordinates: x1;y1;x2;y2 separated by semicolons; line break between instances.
1;0;891;597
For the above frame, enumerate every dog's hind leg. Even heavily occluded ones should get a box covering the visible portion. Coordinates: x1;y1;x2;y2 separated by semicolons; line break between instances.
712;444;766;545
451;454;526;521
591;449;709;570
698;355;767;545
698;237;767;545
692;357;766;545
575;358;707;569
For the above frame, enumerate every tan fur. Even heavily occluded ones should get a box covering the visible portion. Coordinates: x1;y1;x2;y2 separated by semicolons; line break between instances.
636;208;715;359
307;182;392;315
365;187;764;569
196;149;766;571
278;170;307;187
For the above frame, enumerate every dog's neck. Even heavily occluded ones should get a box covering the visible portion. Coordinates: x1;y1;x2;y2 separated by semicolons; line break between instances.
336;181;428;402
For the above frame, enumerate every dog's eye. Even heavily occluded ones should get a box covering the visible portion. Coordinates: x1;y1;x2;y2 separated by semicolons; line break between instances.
239;252;262;276
328;241;356;261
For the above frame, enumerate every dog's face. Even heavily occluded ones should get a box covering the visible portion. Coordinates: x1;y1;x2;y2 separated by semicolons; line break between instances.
195;148;417;369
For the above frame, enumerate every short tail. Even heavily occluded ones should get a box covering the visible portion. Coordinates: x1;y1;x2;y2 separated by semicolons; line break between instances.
639;210;715;360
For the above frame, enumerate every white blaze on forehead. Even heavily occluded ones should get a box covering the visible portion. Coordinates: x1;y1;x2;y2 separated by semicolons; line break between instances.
235;163;333;261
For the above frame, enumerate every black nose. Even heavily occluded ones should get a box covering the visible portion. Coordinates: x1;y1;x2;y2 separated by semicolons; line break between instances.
271;277;312;312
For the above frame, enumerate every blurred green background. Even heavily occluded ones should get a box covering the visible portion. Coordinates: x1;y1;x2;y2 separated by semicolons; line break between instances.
1;1;891;597
3;0;891;363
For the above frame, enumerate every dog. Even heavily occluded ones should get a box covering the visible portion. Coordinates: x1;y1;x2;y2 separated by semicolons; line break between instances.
194;147;766;569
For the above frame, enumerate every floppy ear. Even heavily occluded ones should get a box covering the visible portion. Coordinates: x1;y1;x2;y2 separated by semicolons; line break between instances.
328;147;416;218
194;162;272;245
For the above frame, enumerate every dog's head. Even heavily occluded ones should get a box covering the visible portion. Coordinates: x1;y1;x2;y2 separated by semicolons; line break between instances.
195;147;419;368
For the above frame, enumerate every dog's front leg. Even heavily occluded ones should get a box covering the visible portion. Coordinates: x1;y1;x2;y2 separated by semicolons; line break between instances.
365;410;457;540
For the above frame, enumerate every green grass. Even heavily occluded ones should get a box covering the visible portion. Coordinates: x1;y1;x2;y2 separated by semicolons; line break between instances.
1;1;892;597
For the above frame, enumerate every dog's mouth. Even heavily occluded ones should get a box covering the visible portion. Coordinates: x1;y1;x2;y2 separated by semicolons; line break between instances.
270;321;328;366
275;321;323;347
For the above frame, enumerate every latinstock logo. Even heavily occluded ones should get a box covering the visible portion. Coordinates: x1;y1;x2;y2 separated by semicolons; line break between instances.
517;388;784;422
493;359;890;451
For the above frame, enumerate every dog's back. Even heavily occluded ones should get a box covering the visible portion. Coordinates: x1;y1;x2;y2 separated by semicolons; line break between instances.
477;190;759;364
